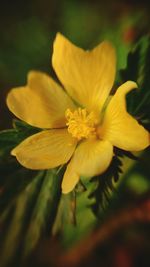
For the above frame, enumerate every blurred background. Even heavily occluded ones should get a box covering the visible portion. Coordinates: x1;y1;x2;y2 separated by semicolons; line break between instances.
0;1;150;267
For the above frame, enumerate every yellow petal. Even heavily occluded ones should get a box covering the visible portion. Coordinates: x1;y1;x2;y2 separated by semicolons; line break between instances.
62;168;80;195
101;81;149;151
7;71;75;128
62;139;113;193
52;33;116;114
12;129;77;169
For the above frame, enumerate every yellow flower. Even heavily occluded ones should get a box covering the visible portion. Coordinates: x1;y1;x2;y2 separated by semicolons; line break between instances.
6;33;149;194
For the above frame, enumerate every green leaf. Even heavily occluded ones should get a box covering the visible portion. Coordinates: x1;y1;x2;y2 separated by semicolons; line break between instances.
0;169;62;267
91;151;123;216
0;129;22;157
120;35;150;130
52;192;76;236
13;119;41;134
23;169;61;258
0;119;43;216
0;119;41;157
0;171;44;267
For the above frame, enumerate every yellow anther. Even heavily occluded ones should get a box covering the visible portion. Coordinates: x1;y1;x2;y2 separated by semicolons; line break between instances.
65;108;98;140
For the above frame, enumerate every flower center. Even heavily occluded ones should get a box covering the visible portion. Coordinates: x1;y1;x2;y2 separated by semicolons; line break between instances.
65;108;98;140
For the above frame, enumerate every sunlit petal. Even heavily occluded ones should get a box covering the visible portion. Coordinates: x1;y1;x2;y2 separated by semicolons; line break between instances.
7;71;75;128
62;139;113;193
11;129;77;169
101;81;149;151
52;33;116;114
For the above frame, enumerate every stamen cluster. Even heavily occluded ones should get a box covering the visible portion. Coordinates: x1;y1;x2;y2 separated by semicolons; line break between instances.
66;108;97;140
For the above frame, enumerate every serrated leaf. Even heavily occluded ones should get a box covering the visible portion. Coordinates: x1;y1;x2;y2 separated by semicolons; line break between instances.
91;151;124;217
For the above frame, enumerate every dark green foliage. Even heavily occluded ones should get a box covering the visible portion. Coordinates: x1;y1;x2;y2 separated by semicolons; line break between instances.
121;35;150;130
0;169;62;267
0;119;41;157
0;120;42;213
91;148;124;217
